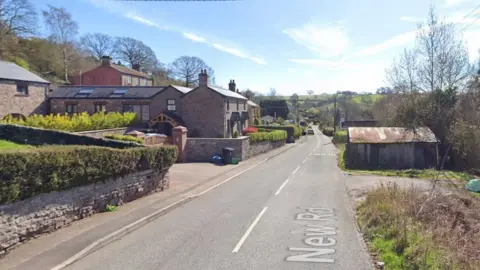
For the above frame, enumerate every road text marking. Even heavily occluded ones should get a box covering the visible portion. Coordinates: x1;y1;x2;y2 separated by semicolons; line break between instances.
292;166;300;174
275;178;289;196
232;207;268;253
287;207;337;263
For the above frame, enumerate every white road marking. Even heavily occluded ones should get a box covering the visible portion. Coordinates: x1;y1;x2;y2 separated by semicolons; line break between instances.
302;157;308;163
232;207;268;253
275;178;289;196
292;166;300;174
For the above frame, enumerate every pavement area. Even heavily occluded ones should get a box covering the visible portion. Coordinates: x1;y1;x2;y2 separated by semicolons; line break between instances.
0;138;304;270
59;127;372;270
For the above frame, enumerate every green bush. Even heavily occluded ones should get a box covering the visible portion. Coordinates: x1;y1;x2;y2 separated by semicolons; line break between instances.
1;112;136;132
0;124;142;148
232;130;239;138
249;130;287;142
104;134;144;144
322;127;334;136
0;145;177;204
333;130;347;143
254;125;295;139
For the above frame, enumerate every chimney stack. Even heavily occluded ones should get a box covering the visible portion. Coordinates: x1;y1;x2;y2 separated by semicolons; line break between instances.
228;79;236;92
199;69;209;87
101;56;112;66
132;63;141;71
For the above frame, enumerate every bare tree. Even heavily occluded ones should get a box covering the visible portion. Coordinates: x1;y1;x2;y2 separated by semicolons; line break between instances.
307;89;314;95
0;0;37;55
42;5;78;82
268;88;277;98
80;33;116;60
115;37;156;73
169;56;213;87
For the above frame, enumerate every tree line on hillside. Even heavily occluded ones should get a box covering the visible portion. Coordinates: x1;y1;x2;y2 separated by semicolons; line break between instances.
0;0;215;87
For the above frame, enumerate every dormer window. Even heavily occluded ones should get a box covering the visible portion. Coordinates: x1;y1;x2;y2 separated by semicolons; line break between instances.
109;89;128;98
74;89;94;98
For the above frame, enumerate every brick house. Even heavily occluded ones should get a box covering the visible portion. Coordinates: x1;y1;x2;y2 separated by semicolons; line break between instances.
49;70;249;138
70;56;153;86
0;60;50;119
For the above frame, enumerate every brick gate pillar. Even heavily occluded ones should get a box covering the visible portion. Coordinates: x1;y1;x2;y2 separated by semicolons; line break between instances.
172;126;188;162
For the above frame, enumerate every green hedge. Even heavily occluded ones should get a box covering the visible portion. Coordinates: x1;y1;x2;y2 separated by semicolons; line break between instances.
332;130;347;143
104;134;144;144
254;125;295;139
322;127;334;136
0;145;177;204
249;130;287;142
0;124;141;148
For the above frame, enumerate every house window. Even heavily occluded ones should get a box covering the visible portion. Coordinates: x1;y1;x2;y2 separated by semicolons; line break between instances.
65;104;77;114
16;83;29;95
226;100;230;111
236;100;239;110
127;76;132;85
123;104;150;122
243;102;246;111
94;104;106;113
167;99;176;111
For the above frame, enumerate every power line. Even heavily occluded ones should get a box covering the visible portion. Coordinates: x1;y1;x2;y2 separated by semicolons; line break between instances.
461;3;480;21
458;3;480;32
460;15;480;32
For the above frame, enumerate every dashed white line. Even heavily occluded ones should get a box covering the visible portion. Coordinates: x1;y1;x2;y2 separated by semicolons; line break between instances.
275;178;289;196
302;157;308;163
232;207;268;253
292;166;300;174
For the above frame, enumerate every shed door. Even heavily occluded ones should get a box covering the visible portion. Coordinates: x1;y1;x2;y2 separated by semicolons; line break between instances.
414;146;425;169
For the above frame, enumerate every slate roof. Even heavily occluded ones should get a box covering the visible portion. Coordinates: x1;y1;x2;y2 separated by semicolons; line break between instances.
170;85;193;94
348;127;438;144
49;86;166;99
208;86;247;100
111;64;150;78
0;61;50;84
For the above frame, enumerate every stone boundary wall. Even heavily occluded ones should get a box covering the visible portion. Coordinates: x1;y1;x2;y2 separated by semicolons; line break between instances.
185;136;285;162
0;169;169;253
74;127;128;138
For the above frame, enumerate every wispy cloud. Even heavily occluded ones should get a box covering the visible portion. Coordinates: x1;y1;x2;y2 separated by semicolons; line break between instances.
182;32;207;43
283;22;349;58
355;30;418;57
289;58;359;70
444;0;473;7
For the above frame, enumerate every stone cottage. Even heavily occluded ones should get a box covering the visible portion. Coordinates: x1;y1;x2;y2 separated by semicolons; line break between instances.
344;127;439;170
49;70;249;138
0;60;50;119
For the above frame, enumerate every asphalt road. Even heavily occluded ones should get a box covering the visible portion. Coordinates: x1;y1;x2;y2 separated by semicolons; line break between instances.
66;127;371;270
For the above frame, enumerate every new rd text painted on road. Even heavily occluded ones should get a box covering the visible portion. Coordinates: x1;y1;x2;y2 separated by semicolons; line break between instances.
286;207;337;263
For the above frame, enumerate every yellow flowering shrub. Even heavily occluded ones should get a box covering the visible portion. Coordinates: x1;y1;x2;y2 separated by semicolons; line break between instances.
1;112;137;132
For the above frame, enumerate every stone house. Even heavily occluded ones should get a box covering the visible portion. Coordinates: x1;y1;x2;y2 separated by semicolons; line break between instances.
0;60;50;119
70;56;153;86
49;70;249;138
344;127;439;170
247;99;260;126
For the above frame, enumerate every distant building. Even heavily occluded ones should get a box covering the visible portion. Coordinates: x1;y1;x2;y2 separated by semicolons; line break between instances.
0;60;50;119
70;56;153;86
344;127;439;170
260;115;274;125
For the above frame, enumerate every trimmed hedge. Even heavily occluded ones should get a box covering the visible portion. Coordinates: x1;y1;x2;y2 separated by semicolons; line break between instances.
322;127;334;137
0;145;177;204
0;124;141;148
1;112;136;132
332;130;347;143
249;130;287;142
104;134;144;144
254;125;295;139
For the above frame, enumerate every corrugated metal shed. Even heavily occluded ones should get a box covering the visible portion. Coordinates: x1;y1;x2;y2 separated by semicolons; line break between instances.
348;127;437;144
49;86;166;99
0;61;50;84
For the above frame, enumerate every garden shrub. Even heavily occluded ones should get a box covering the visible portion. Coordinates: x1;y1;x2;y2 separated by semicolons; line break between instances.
249;130;287;142
254;125;295;139
322;127;334;136
1;112;136;132
0;124;142;148
104;134;144;144
333;130;347;143
242;127;258;135
232;130;239;138
0;145;177;204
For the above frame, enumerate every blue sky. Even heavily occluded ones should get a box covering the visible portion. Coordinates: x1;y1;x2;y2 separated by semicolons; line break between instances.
32;0;480;95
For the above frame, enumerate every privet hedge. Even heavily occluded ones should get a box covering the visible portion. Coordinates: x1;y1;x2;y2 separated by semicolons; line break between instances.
249;130;287;142
254;125;303;142
0;124;141;148
104;134;144;144
0;145;177;204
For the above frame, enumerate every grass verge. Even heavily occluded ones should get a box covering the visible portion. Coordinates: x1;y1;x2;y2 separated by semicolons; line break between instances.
357;184;480;269
0;139;31;150
335;144;472;182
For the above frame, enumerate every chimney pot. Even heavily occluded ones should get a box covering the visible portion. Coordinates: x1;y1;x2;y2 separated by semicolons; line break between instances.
228;79;236;92
199;69;209;87
101;56;112;66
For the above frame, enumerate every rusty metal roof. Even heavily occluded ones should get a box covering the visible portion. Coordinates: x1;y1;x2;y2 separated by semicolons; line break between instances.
348;127;437;144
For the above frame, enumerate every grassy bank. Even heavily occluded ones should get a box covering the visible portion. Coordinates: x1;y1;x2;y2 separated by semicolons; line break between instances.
357;184;480;269
335;144;471;182
0;139;30;150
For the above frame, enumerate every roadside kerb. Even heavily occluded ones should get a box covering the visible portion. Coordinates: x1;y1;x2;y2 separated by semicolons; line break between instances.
50;138;304;270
